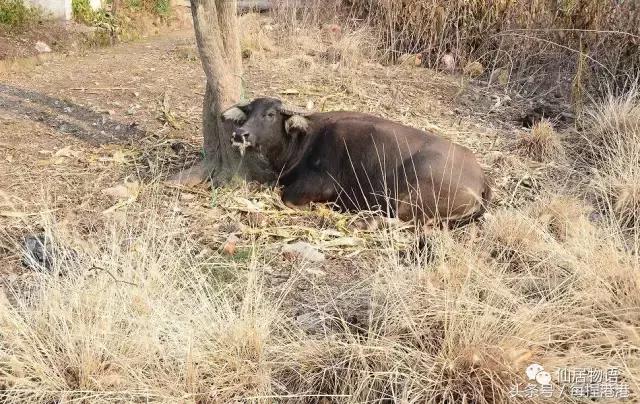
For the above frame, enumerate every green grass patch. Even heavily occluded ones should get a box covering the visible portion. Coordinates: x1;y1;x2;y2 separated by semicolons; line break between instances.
72;0;94;24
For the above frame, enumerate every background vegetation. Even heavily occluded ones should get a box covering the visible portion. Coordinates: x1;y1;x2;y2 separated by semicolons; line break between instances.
0;0;40;27
275;0;639;102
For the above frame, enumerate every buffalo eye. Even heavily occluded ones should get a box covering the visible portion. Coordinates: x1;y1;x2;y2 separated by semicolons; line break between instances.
265;110;276;120
311;159;322;171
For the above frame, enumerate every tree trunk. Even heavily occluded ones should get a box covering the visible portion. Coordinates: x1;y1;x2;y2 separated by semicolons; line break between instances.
110;0;120;45
168;0;245;187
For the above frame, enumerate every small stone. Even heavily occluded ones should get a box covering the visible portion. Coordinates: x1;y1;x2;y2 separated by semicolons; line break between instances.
22;234;54;271
179;193;196;201
35;41;52;53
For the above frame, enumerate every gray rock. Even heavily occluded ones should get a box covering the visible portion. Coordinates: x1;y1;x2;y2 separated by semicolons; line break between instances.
22;234;53;272
35;41;52;53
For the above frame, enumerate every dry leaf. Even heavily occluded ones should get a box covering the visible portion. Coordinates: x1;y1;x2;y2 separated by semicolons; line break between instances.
282;242;325;262
102;181;140;200
280;88;299;95
222;234;240;256
97;148;136;164
54;146;82;158
233;197;264;212
102;181;141;214
111;150;129;164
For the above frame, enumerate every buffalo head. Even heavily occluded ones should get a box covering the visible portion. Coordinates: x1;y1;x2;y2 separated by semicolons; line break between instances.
221;97;311;157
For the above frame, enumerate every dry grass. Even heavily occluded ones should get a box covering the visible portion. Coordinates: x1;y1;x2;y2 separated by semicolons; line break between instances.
516;119;565;162
272;0;639;98
320;27;379;68
2;108;640;402
1;180;638;402
239;13;275;57
579;89;640;232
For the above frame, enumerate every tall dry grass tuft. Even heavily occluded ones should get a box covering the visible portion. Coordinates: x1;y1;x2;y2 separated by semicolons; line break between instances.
321;27;379;68
271;0;343;32
579;89;640;232
239;13;275;58
0;207;287;402
516;119;565;162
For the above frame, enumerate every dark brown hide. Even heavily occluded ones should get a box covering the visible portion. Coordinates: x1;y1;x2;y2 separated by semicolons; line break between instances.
223;98;490;225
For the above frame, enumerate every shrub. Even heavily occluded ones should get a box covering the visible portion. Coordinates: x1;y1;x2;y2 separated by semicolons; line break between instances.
125;0;170;17
72;0;94;24
153;0;170;17
0;0;39;27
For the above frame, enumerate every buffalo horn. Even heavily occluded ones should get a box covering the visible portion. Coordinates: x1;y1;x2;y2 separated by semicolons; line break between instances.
278;104;312;116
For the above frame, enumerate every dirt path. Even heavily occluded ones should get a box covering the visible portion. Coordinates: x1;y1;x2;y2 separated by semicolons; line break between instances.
0;30;204;199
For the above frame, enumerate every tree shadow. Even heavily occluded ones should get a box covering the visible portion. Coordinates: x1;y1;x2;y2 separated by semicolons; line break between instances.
0;83;147;145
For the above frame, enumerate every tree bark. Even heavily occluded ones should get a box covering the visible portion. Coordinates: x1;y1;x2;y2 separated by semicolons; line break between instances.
110;0;120;45
168;0;245;187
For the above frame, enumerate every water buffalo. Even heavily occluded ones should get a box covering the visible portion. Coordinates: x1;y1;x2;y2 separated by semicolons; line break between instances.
222;97;490;226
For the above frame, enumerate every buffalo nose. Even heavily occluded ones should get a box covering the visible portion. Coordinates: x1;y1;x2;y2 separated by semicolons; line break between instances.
233;129;250;143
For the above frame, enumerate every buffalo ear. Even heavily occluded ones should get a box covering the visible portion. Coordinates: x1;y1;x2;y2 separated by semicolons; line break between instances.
284;115;310;135
278;103;312;136
221;100;251;123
